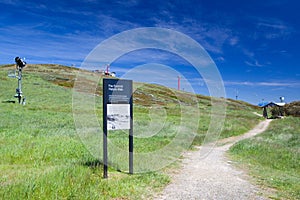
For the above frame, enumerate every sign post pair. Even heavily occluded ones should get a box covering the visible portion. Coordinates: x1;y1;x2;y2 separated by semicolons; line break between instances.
103;78;133;178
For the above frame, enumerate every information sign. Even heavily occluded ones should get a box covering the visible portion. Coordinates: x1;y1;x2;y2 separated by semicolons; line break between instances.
103;78;133;178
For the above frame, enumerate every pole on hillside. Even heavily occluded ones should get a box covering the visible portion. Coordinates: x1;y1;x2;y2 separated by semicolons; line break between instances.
14;57;26;105
129;84;133;175
106;64;110;75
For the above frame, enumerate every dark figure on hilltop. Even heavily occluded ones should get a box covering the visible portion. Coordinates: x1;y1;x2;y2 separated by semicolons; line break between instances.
15;57;26;69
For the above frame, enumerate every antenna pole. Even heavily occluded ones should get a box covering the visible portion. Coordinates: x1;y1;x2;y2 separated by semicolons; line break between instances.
106;64;110;75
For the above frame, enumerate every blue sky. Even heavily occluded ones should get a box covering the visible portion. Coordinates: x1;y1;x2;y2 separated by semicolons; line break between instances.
0;0;299;104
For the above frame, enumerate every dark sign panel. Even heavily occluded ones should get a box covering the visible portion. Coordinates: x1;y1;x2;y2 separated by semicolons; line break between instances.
103;79;133;104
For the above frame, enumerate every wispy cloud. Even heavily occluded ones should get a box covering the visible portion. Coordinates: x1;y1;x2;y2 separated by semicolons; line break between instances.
115;0;139;7
0;0;22;6
152;12;238;55
244;60;264;67
0;0;239;66
0;24;100;65
216;57;225;62
241;47;266;68
225;80;300;87
228;37;239;46
242;48;255;58
252;17;294;40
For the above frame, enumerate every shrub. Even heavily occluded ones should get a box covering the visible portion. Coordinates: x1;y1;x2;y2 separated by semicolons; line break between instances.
284;101;300;117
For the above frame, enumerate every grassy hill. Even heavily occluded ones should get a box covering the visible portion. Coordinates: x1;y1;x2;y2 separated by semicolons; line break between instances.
0;64;262;199
229;117;300;199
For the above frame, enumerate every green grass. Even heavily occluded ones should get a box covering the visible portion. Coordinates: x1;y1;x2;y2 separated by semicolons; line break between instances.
0;64;262;199
229;117;300;199
0;164;170;199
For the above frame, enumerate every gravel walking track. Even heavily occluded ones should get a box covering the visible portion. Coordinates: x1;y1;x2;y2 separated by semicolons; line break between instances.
156;119;272;200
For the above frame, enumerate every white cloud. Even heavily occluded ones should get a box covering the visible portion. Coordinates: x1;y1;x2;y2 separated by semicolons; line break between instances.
244;60;264;67
216;56;225;62
252;17;294;40
152;14;237;55
228;37;239;46
0;24;101;65
242;48;255;58
115;0;139;7
258;22;288;30
0;0;21;6
225;80;300;87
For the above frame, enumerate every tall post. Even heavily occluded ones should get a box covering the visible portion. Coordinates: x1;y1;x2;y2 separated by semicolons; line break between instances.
103;129;108;178
129;82;133;174
106;64;110;75
17;68;22;103
103;80;108;179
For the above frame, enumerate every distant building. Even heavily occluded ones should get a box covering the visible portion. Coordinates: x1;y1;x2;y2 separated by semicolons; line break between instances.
258;102;286;118
91;70;116;77
102;71;116;77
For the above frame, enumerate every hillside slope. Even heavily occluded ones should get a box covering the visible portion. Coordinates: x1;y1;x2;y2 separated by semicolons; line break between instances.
0;64;262;199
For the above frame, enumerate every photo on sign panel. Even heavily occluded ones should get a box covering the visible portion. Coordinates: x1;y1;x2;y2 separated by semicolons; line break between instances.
107;104;130;130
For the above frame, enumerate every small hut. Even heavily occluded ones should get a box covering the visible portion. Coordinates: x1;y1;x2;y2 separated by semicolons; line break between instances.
258;102;285;118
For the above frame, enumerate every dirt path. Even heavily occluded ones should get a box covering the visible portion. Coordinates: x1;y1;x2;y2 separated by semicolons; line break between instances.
156;119;272;200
